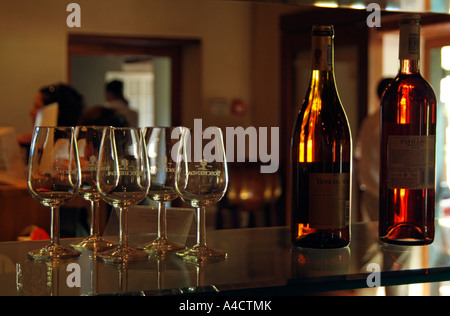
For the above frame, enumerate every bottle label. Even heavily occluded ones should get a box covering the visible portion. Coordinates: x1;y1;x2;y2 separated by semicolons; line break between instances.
399;22;420;60
312;37;333;71
387;135;435;189
308;173;350;229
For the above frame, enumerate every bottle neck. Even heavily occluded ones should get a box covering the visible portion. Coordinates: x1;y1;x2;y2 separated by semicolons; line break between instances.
400;59;420;74
311;35;334;72
399;18;421;74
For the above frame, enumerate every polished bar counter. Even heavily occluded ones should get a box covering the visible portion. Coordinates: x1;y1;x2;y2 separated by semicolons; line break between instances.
2;221;450;296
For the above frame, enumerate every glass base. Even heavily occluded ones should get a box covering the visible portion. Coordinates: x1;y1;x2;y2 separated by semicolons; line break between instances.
380;223;434;245
176;244;227;264
71;236;117;253
97;245;149;264
28;244;82;261
139;237;186;255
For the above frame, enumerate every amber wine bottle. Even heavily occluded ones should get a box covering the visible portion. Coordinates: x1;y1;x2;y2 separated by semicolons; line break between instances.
379;15;436;245
291;25;352;249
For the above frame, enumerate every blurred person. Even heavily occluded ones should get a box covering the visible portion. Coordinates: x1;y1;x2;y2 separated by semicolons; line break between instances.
17;83;88;238
105;80;138;127
79;105;128;127
355;78;393;222
18;83;85;148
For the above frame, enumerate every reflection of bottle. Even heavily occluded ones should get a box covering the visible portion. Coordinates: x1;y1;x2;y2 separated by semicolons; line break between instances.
379;15;436;246
291;25;352;249
291;247;350;280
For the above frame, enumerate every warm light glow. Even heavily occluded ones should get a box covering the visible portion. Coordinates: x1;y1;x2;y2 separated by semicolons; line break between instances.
299;71;322;163
297;223;316;238
227;188;237;201
399;96;408;124
333;141;337;163
296;253;307;264
349;2;366;10
398;85;412;124
307;138;313;162
400;188;406;199
299;140;305;163
314;1;338;8
240;189;251;200
394;189;408;223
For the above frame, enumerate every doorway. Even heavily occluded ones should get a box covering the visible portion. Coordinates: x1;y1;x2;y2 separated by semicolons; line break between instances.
67;34;201;127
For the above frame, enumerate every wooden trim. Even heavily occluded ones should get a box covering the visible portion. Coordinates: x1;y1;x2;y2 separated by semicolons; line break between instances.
378;12;450;31
68;34;200;55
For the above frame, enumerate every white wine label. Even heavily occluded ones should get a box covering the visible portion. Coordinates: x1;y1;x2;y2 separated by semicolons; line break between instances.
387;135;435;189
308;173;350;229
399;20;420;60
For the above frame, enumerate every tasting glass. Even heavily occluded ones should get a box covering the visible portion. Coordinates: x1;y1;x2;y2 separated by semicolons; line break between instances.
140;127;186;254
175;127;228;263
27;126;82;261
70;126;116;252
96;127;151;264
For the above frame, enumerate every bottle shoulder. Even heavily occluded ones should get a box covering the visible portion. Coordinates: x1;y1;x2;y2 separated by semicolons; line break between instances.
381;73;436;104
384;73;436;95
292;75;351;137
296;88;347;118
293;93;350;135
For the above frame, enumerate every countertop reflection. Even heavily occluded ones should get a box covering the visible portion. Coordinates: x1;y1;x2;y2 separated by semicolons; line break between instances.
1;221;449;296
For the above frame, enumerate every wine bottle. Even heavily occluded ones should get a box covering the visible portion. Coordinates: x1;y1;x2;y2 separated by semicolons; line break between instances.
379;14;436;245
291;25;352;249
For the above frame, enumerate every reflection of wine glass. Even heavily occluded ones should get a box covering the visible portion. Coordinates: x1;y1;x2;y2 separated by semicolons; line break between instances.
27;126;82;261
140;127;185;255
175;127;228;263
71;126;116;252
96;127;151;264
16;259;62;296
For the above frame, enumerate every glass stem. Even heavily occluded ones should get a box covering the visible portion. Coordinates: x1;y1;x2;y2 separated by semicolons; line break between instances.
119;206;128;248
157;202;167;240
50;206;60;246
90;199;100;237
196;207;207;247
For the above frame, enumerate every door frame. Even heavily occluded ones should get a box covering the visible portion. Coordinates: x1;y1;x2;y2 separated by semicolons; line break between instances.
67;34;200;127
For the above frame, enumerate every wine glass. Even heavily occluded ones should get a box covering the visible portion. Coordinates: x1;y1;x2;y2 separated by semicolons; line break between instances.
175;126;228;263
27;126;82;261
70;126;116;253
96;127;151;264
139;127;186;255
